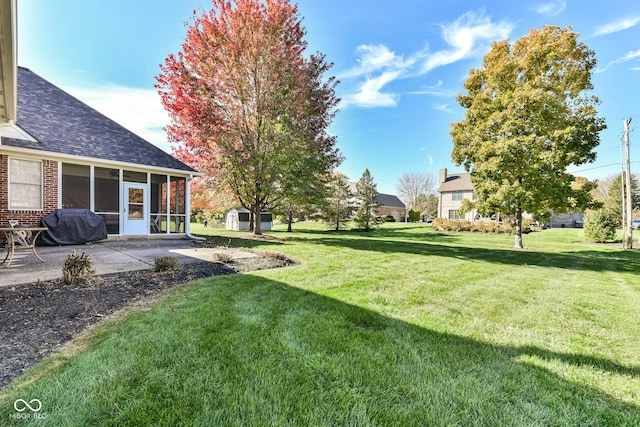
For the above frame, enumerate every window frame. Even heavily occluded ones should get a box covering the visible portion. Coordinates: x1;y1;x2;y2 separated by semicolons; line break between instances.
8;157;43;210
451;191;464;202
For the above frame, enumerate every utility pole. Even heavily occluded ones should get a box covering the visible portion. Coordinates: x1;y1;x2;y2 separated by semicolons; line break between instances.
623;118;633;249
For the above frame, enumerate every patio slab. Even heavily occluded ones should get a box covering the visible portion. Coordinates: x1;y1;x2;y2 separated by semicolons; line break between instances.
0;239;258;287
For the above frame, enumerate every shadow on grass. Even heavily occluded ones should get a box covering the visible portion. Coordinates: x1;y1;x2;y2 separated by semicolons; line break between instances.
287;233;639;274
285;224;459;243
4;274;637;425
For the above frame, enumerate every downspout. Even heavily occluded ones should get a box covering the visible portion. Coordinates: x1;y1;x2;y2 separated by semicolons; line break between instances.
184;175;205;241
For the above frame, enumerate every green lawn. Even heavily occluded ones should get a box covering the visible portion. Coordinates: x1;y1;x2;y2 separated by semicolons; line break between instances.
2;223;639;426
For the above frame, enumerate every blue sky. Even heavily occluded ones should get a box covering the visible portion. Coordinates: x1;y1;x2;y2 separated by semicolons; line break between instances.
17;0;640;194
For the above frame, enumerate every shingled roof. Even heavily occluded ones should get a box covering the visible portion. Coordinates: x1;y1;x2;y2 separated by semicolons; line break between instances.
438;172;473;192
2;67;195;173
376;193;405;208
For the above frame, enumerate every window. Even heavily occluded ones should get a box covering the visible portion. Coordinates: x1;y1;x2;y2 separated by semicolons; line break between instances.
448;210;463;220
452;191;464;201
9;158;42;209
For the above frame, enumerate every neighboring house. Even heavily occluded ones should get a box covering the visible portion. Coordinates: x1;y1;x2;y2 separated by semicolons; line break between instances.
437;167;583;227
0;2;199;236
377;193;406;222
225;208;272;231
437;168;477;221
549;212;584;228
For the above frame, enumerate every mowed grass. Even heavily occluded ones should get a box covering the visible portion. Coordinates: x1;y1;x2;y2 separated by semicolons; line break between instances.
1;223;639;426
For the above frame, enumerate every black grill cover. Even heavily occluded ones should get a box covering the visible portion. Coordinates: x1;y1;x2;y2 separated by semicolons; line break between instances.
39;209;108;245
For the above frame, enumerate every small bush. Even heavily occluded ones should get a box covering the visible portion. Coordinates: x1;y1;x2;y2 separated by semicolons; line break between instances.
432;218;447;231
408;209;420;222
584;209;617;243
471;221;498;233
154;256;180;272
431;218;471;232
62;250;96;285
260;251;288;261
522;218;534;233
214;252;233;263
498;222;515;234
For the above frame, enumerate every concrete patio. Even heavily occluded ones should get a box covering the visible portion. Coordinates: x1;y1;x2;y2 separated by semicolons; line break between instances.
0;239;258;287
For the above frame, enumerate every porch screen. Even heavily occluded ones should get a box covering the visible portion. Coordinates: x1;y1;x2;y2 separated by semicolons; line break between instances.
62;163;90;209
9;158;42;209
95;167;120;234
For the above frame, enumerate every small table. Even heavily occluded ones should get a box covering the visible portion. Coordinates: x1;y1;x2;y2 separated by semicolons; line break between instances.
0;227;48;267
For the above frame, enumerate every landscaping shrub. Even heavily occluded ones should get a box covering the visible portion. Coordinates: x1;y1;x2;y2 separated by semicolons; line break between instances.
62;250;96;285
432;218;447;231
498;222;515;234
471;221;497;233
260;251;288;261
153;256;180;272
584;209;617;243
431;218;472;232
408;209;420;222
214;252;233;263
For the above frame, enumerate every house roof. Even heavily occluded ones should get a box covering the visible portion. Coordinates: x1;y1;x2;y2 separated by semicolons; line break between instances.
377;193;405;209
438;172;473;192
1;67;196;173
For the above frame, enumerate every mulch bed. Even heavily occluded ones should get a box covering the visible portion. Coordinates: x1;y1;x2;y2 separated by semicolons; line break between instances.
0;255;292;390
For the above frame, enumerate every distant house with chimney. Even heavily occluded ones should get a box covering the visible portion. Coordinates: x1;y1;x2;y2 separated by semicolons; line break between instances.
437;168;477;221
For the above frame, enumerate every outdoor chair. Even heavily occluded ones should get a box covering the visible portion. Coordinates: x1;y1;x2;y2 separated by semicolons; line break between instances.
8;220;32;246
150;214;161;233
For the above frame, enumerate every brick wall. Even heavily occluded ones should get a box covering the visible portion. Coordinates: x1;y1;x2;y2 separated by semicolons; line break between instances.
0;154;58;227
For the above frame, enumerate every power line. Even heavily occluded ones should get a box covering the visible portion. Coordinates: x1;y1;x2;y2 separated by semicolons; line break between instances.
567;162;620;174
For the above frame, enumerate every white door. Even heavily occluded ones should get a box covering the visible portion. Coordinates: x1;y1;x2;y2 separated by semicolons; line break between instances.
123;183;149;235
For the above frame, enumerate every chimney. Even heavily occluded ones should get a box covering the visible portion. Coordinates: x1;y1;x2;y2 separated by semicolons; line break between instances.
439;167;447;184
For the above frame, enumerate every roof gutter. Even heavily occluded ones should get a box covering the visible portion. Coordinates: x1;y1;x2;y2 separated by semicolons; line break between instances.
0;144;202;176
0;0;17;127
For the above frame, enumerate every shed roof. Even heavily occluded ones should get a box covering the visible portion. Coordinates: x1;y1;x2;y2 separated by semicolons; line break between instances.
2;67;196;173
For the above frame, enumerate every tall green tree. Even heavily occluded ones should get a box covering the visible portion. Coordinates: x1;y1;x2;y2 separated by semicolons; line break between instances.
321;172;355;231
156;0;341;235
355;169;380;231
450;26;606;248
604;173;640;225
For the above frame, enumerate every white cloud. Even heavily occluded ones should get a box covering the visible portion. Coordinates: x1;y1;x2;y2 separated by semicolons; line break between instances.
532;1;566;17
341;44;414;78
594;16;640;37
342;71;402;108
434;103;455;114
596;49;640;73
63;83;172;152
427;155;434;166
421;11;513;73
341;11;513;109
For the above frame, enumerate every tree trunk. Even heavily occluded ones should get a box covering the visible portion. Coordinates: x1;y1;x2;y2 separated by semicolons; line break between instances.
287;209;293;232
253;204;262;235
514;207;523;249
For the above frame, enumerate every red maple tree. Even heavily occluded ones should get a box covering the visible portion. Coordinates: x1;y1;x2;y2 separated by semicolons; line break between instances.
156;0;341;234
